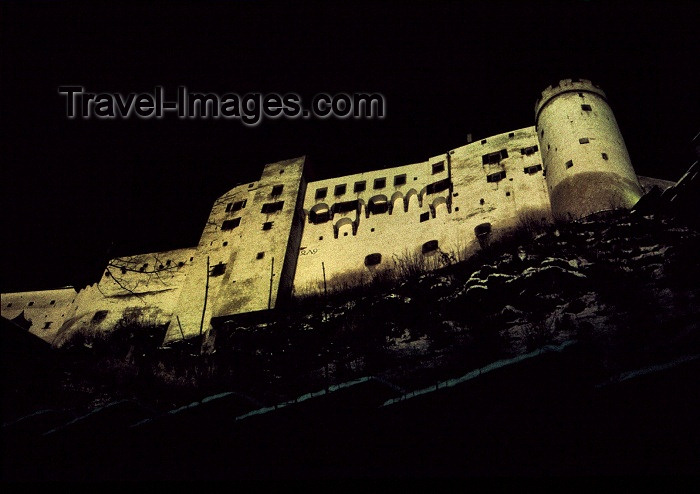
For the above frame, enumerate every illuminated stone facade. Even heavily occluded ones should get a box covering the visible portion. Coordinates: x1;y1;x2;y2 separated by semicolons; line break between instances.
1;79;670;345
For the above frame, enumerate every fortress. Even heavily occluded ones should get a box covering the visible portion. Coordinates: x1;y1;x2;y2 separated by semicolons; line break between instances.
1;79;674;346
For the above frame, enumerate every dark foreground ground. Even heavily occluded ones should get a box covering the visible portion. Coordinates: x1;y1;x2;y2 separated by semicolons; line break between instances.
2;339;699;480
3;199;699;479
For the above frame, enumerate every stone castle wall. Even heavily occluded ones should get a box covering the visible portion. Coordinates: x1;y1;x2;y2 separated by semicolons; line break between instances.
2;79;659;346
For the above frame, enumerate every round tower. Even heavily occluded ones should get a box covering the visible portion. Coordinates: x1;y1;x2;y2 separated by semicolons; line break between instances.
535;78;643;220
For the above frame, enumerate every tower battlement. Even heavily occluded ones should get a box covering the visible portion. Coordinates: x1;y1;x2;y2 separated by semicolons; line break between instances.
535;78;606;123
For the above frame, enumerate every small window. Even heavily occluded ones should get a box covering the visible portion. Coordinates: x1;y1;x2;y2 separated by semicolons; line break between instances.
523;164;543;174
426;178;451;195
508;132;514;138
210;262;226;276
581;104;592;111
190;257;194;261
394;174;406;186
271;184;284;196
256;252;265;260
231;200;246;212
364;253;382;266
262;221;273;230
334;184;347;196
225;203;232;212
6;303;11;308
374;177;386;189
370;228;375;232
431;161;445;174
43;322;52;329
50;300;56;305
566;160;574;169
315;187;328;200
319;236;323;240
248;183;255;188
579;137;590;144
481;139;487;145
482;149;508;165
222;217;241;230
486;170;506;183
540;129;545;137
261;201;284;214
354;181;366;193
505;191;511;197
223;241;228;246
480;198;485;205
521;145;539;156
421;240;439;254
602;152;609;160
420;211;430;222
92;310;108;323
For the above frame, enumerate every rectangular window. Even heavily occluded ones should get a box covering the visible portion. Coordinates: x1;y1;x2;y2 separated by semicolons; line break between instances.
394;174;407;186
520;145;539;156
426;178;451;195
334;184;347;196
354;180;366;193
581;104;592;111
482;149;508;165
432;161;445;174
566;160;574;169
222;217;241;230
271;184;284;196
579;137;590;144
486;170;507;183
374;177;386;189
333;199;359;214
262;221;273;230
225;203;232;212
481;139;487;145
232;200;246;212
261;201;284;214
523;164;543;174
508;132;515;138
315;187;328;200
420;211;430;222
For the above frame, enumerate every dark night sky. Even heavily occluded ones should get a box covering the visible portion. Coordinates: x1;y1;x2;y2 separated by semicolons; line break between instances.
1;1;698;292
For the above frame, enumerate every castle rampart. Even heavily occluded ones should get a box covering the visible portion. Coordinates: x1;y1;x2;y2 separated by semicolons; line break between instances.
2;80;662;346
